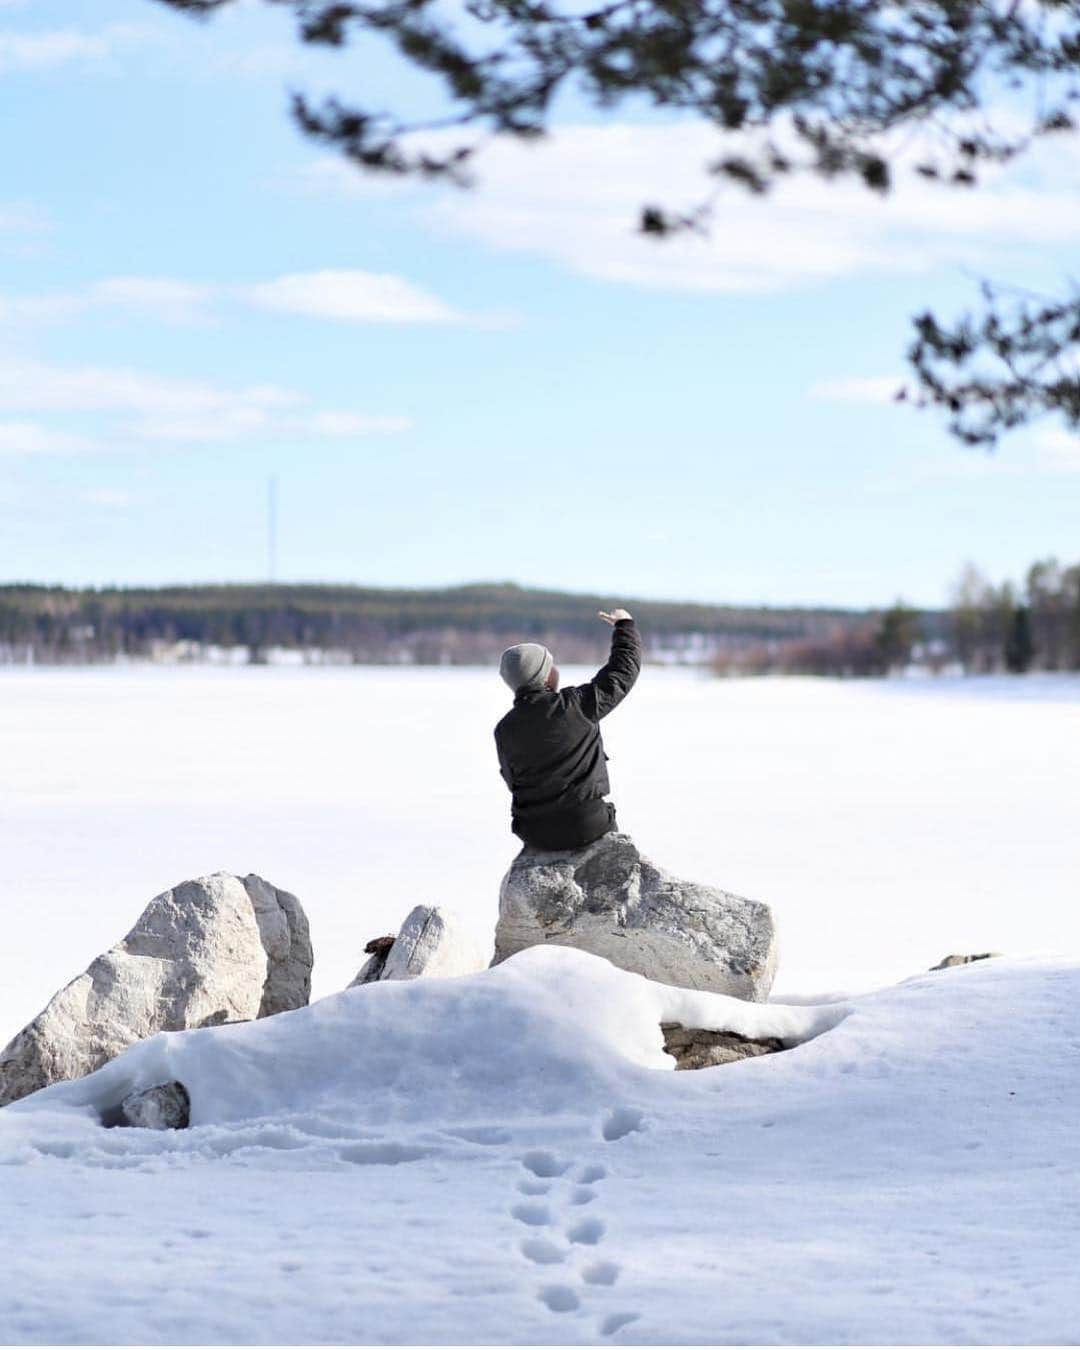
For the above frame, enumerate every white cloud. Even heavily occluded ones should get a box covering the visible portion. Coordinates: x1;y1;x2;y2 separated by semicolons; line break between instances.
810;376;907;406
0;421;98;455
246;270;463;324
274;157;403;202
289;120;1080;295
83;487;135;508
0;276;214;324
0;25;149;73
0;358;297;419
89;276;214;316
0;358;410;453
0;270;489;327
308;411;413;436
0;201;49;258
0;204;44;232
1033;427;1080;474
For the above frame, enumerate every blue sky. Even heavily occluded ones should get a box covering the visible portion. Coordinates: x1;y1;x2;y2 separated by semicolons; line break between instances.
1;0;1078;607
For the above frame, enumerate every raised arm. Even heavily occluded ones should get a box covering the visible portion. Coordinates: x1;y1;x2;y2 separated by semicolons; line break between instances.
577;609;642;721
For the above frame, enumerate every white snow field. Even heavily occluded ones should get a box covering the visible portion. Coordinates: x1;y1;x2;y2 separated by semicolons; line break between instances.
2;666;1080;1344
2;949;1080;1344
2;665;1080;1030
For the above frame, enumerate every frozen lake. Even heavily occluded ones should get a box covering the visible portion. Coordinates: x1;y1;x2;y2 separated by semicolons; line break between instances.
2;665;1079;1034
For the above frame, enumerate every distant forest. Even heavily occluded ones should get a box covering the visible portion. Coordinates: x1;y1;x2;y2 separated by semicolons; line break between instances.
2;564;1076;675
0;582;880;669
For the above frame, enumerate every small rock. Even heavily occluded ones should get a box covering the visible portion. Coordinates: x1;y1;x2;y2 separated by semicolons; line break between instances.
0;872;313;1107
115;1081;191;1130
351;934;397;985
931;952;1001;970
661;1023;785;1071
348;906;485;987
493;832;777;1001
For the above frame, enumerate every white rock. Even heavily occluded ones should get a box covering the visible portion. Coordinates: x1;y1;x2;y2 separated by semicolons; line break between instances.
348;906;485;987
493;832;777;1001
0;872;312;1106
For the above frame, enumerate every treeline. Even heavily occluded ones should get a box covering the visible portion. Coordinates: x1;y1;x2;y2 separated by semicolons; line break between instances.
947;558;1080;673
712;603;931;677
0;582;869;666
712;554;1080;678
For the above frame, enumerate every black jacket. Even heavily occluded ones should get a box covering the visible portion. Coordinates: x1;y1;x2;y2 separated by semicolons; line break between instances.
494;619;642;849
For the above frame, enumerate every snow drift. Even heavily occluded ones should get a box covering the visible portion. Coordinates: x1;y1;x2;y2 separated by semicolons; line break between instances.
2;949;1080;1344
5;947;844;1133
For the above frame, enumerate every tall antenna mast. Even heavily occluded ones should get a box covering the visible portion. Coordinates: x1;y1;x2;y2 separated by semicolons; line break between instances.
267;473;278;583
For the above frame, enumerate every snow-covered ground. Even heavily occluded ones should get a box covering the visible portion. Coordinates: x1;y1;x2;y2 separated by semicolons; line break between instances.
2;666;1080;1344
2;665;1078;1029
3;949;1080;1343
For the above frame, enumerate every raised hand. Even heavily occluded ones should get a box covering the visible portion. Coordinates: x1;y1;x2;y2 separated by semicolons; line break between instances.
598;608;632;625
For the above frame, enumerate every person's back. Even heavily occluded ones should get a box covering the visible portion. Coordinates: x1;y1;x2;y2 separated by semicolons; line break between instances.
494;609;641;851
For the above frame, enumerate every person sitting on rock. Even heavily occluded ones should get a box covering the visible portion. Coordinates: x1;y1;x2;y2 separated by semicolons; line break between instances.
495;608;642;852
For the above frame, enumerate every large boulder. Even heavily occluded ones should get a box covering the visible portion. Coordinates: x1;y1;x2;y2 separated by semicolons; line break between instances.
349;905;485;986
0;872;312;1107
493;833;777;1001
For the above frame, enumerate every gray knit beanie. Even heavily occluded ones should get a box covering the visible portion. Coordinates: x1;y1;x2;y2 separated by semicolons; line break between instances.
499;642;554;692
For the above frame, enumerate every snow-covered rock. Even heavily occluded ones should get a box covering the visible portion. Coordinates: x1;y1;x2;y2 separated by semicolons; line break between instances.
931;952;1001;970
113;1081;190;1130
0;872;312;1106
8;945;840;1130
349;905;485;987
493;832;778;1000
662;1023;784;1070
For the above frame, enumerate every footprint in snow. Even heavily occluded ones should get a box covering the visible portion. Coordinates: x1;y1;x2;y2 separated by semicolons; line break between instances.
583;1261;621;1287
601;1107;646;1142
567;1216;605;1246
517;1177;552;1196
511;1202;553;1228
601;1311;640;1337
539;1284;581;1313
520;1237;566;1266
513;1147;633;1323
521;1148;568;1178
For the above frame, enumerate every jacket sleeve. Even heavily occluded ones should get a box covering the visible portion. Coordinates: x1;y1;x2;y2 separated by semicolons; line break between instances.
576;619;642;721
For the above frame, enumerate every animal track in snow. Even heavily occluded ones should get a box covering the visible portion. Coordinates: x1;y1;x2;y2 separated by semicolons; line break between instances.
602;1107;645;1142
567;1216;605;1246
582;1260;620;1287
511;1202;553;1227
539;1284;581;1313
447;1126;511;1146
338;1142;434;1166
511;1146;624;1321
521;1149;567;1178
520;1237;566;1266
601;1312;640;1336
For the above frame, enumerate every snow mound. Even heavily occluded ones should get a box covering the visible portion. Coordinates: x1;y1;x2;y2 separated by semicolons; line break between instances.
2;952;1080;1343
4;947;844;1139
